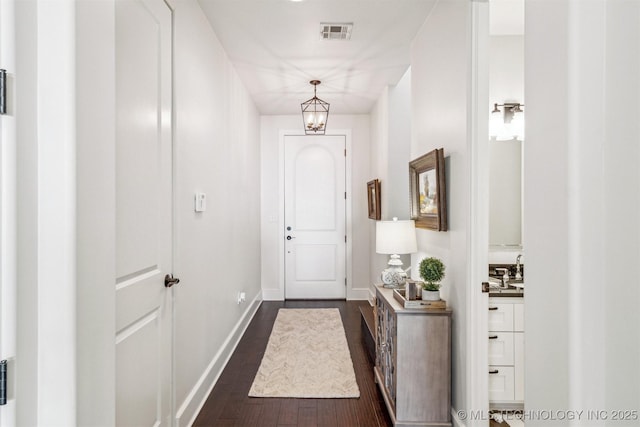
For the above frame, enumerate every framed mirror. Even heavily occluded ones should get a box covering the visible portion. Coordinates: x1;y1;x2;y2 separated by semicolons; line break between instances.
489;139;522;247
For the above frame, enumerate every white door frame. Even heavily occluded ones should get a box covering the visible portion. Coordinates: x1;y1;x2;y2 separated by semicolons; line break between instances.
278;129;353;300
465;1;490;425
14;1;78;425
0;1;17;424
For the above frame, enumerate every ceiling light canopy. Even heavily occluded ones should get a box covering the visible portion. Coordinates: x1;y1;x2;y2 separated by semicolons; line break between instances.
301;80;330;135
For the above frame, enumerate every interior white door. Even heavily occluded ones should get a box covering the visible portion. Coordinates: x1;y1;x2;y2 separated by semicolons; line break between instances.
115;0;173;426
284;135;346;299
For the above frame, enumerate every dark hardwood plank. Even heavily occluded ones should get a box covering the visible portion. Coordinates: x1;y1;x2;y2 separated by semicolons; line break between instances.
277;399;299;425
316;399;337;427
192;300;392;427
258;398;282;427
334;399;358;427
297;405;318;426
218;392;246;420
237;402;263;426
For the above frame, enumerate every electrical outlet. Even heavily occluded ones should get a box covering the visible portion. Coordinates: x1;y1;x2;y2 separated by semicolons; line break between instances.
237;292;246;304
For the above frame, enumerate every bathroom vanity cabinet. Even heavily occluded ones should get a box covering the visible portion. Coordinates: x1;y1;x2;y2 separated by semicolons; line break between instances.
488;297;524;407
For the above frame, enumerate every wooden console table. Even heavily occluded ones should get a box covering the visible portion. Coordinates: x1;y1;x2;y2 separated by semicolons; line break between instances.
374;285;452;427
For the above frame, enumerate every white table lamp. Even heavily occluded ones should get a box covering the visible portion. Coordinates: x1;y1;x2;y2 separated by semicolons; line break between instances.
376;217;418;288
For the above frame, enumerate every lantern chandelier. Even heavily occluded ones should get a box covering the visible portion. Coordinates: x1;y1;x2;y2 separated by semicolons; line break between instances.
301;80;330;135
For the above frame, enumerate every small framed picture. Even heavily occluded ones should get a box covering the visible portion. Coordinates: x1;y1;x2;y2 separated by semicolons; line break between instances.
367;179;381;220
409;148;447;231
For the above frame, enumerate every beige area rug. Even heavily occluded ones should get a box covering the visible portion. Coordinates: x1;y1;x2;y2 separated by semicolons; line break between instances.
248;308;360;398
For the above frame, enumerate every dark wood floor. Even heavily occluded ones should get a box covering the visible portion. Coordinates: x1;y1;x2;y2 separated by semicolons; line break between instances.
193;300;393;427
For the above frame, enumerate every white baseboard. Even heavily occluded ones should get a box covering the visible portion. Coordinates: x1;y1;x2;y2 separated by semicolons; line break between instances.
175;293;262;427
347;287;371;300
262;287;371;301
261;288;284;301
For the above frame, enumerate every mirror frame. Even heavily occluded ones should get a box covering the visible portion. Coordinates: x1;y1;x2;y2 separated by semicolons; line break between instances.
409;148;447;231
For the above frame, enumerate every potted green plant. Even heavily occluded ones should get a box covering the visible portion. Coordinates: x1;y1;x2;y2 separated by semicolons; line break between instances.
418;257;445;301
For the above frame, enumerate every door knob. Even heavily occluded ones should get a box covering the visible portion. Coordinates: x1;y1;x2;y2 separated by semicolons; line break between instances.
164;274;180;288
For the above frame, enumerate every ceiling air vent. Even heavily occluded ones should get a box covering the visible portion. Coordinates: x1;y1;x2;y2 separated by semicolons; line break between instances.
320;23;353;40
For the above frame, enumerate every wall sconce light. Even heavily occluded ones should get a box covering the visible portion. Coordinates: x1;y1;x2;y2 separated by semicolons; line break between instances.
490;102;524;140
301;80;330;135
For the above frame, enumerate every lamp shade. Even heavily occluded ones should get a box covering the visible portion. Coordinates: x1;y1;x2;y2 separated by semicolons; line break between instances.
376;219;417;254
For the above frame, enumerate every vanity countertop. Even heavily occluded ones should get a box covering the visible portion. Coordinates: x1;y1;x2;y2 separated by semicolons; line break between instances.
489;286;524;297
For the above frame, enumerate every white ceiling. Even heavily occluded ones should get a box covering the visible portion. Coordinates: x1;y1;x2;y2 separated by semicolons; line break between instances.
198;0;437;115
197;0;523;116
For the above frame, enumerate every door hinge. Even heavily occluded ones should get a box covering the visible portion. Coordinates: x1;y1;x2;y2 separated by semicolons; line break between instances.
345;278;347;287
0;69;7;115
344;192;346;200
344;148;346;157
0;360;7;405
344;235;347;243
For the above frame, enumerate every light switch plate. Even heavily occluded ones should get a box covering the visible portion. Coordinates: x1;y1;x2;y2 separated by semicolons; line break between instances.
195;192;206;212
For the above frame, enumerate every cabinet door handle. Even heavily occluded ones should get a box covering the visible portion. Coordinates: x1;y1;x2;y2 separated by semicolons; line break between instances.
489;307;499;311
489;369;499;374
489;335;499;339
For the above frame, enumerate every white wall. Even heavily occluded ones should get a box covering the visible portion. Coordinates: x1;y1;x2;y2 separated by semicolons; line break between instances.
489;36;524;108
368;69;413;295
525;1;640;424
171;0;262;424
260;115;370;300
368;88;390;292
387;69;413;220
409;0;471;415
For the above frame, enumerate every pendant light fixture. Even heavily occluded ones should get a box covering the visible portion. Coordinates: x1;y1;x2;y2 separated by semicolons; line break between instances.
301;80;330;135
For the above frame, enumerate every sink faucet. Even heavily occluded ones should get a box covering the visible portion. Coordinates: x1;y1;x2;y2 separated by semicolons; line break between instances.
515;254;523;280
495;268;509;288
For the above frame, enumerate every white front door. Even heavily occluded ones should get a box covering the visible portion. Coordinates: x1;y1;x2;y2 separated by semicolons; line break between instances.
284;135;346;299
115;0;173;425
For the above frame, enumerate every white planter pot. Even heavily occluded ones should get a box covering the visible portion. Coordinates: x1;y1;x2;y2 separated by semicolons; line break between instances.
422;290;440;301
